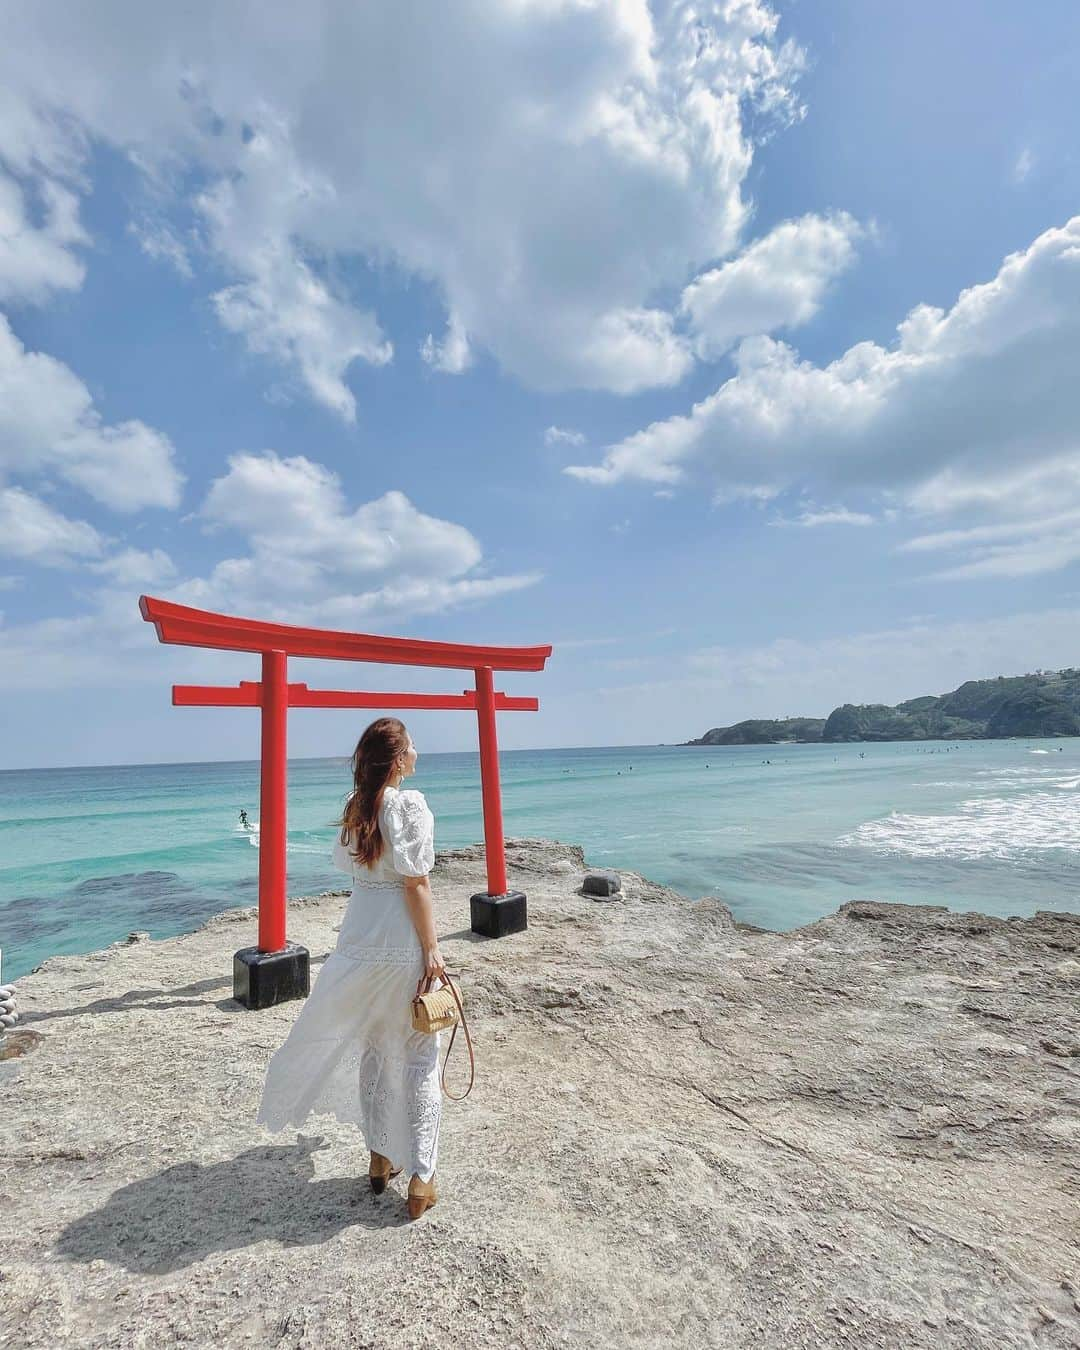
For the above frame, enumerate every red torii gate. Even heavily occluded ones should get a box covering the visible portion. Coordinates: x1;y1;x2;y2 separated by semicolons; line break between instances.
139;596;552;1008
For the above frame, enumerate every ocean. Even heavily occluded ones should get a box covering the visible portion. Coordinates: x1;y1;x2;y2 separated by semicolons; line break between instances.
2;739;1077;983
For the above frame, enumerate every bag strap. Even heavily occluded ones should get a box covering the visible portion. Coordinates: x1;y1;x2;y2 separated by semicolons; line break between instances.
433;970;475;1101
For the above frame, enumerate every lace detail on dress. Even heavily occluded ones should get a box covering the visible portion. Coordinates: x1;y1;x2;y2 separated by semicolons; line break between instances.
330;787;434;881
258;1035;442;1182
358;1041;442;1179
383;788;435;877
334;942;420;965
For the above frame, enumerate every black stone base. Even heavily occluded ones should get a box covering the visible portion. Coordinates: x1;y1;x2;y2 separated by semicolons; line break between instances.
470;890;528;938
233;943;310;1010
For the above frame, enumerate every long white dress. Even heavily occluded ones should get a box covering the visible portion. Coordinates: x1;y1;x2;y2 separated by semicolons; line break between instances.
255;785;443;1182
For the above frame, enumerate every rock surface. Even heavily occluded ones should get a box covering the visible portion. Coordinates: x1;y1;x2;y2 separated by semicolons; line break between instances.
3;838;1079;1348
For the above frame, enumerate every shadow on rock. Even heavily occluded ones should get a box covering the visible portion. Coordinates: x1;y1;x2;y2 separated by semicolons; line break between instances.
22;975;234;1026
54;1135;408;1272
441;927;487;943
27;959;342;1023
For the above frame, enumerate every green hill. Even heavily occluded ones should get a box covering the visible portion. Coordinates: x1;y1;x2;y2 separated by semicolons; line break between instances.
691;717;827;746
685;669;1080;745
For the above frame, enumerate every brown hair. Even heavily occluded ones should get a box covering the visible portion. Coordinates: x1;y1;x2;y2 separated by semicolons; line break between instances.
338;717;411;866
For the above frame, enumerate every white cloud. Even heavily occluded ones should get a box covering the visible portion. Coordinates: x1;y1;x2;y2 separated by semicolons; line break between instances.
421;313;471;375
0;487;105;564
0;314;183;511
190;450;542;623
932;537;1080;581
572;306;693;393
1012;147;1035;184
0;0;805;406
0;171;88;304
307;570;544;627
586;606;1080;737
684;608;1080;711
128;218;193;277
680;212;863;359
902;509;1080;555
211;256;392;422
544;425;587;448
197;128;393;421
550;634;621;651
200;452;482;580
552;624;680;654
902;455;1080;521
0;451;544;689
773;505;875;528
566;216;1080;574
897;504;1080;581
0;588;194;692
89;547;177;586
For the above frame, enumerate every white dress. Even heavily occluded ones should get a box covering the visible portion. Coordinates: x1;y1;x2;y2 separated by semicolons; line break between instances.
255;785;443;1182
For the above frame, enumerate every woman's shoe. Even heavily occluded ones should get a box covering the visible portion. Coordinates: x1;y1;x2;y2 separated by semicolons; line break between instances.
407;1172;438;1219
368;1151;402;1195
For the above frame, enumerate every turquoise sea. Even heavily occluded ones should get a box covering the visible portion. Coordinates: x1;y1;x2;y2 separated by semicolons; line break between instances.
2;739;1078;983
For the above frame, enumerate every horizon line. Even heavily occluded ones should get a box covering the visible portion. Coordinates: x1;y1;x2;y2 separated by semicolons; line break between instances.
0;741;682;774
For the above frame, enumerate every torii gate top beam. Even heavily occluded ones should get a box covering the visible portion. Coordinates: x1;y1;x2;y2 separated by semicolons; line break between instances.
140;596;551;671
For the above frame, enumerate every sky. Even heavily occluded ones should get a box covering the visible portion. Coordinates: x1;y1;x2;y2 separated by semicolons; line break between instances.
3;0;1080;769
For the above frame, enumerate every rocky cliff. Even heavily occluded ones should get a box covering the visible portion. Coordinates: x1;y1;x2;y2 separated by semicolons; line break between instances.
687;668;1080;745
3;839;1079;1347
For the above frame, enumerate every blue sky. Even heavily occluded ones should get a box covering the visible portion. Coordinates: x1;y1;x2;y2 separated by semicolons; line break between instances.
3;1;1080;768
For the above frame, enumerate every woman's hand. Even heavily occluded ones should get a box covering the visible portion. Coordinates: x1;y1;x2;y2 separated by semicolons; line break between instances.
422;945;446;983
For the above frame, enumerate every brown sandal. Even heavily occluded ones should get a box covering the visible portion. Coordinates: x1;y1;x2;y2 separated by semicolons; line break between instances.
407;1172;438;1219
368;1151;402;1195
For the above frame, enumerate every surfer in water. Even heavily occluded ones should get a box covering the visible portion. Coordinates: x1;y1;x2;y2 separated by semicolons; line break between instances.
239;809;250;830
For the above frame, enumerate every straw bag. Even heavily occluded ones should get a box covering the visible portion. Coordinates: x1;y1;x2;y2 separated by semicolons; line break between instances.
411;969;475;1100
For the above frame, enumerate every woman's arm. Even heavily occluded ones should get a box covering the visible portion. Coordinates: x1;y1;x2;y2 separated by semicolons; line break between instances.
402;874;444;978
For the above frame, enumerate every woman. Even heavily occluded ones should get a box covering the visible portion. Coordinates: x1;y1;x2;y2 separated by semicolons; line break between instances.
256;717;446;1219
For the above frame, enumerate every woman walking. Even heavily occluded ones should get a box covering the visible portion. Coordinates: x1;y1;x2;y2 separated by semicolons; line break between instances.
257;717;446;1219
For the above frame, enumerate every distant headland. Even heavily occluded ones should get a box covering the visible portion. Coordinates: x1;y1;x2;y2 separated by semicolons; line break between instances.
685;668;1080;745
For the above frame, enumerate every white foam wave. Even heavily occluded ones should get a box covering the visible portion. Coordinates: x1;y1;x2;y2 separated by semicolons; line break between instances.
923;772;1080;792
239;828;326;856
976;766;1051;777
837;791;1080;859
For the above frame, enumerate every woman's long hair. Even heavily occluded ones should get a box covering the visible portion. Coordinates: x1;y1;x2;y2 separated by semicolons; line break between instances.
338;717;410;865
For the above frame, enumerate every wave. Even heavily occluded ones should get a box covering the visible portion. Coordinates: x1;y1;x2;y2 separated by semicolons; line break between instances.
837;790;1080;859
922;772;1080;791
235;824;328;856
975;765;1061;777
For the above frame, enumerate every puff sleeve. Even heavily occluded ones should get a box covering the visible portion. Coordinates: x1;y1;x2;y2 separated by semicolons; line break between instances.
384;789;435;877
331;833;355;874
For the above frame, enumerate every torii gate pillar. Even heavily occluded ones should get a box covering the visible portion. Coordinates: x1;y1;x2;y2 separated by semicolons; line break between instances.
471;664;527;938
